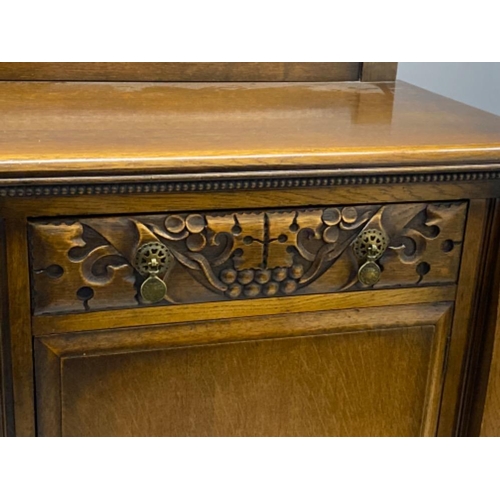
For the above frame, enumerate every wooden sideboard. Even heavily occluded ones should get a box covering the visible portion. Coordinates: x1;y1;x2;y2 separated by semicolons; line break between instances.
1;62;500;436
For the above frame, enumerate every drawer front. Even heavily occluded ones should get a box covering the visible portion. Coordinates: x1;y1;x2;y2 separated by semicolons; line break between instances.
29;201;467;315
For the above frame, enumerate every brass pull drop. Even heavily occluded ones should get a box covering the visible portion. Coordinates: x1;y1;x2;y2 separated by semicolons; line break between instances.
353;229;388;287
136;242;173;303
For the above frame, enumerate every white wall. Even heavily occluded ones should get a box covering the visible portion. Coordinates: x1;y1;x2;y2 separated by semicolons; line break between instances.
397;62;500;116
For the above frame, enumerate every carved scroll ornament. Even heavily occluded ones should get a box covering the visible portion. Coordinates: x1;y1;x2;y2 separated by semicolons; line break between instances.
29;202;467;314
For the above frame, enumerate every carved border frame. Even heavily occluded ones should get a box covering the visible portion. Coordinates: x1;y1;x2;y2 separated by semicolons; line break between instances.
1;167;500;198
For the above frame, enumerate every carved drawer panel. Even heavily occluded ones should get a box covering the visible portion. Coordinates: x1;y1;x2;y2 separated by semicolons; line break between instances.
28;201;467;315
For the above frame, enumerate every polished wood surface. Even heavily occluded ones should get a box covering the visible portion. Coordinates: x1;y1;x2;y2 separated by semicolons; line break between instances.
1;81;500;177
29;202;466;315
35;303;451;437
0;63;362;82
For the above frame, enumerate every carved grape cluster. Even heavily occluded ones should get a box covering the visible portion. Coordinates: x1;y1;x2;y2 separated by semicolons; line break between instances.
164;214;207;252
321;206;358;243
220;264;305;299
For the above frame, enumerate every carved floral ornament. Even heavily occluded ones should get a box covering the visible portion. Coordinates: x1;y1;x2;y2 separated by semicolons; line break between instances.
29;202;467;314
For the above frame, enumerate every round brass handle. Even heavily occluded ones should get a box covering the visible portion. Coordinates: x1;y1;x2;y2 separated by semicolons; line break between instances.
353;229;388;287
136;242;173;303
135;242;173;275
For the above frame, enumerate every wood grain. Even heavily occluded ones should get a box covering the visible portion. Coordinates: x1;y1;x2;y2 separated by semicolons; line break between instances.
0;81;499;178
34;302;452;437
0;63;361;82
437;200;489;436
33;285;456;336
421;305;454;436
4;219;35;436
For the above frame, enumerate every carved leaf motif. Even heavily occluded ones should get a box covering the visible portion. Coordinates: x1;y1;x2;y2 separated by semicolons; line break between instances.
29;201;468;314
169;249;227;292
30;222;136;313
295;210;327;262
378;203;467;286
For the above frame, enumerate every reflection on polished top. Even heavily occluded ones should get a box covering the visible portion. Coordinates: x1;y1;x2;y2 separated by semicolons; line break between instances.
0;80;500;176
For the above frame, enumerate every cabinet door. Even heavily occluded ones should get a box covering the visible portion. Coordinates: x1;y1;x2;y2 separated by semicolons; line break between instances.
35;303;452;437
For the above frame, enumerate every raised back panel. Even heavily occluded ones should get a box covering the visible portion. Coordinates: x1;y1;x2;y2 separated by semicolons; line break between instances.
0;63;396;82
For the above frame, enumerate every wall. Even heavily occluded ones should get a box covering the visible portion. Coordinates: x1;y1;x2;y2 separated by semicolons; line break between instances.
397;62;500;116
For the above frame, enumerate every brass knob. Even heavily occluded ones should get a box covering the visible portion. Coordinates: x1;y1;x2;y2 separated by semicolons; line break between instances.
353;229;388;286
135;242;173;303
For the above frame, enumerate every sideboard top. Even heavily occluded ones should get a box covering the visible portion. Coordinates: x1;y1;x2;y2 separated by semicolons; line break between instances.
0;80;500;179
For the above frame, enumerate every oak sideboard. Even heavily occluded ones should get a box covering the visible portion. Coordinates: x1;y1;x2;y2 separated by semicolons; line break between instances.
1;62;500;436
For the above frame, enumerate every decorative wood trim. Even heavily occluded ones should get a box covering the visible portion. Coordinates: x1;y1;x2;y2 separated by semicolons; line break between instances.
1;166;500;198
33;285;457;336
361;62;398;82
36;302;454;355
